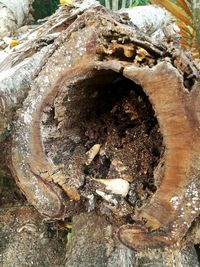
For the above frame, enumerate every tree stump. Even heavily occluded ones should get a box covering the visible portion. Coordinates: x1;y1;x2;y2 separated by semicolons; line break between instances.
1;2;200;266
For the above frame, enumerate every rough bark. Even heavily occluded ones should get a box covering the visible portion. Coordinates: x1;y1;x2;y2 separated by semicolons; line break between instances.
118;5;180;46
65;212;136;267
0;0;33;36
65;212;200;267
0;175;67;267
0;0;100;140
1;2;200;266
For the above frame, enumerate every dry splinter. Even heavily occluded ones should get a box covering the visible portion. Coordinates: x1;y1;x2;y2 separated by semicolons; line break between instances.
85;144;101;165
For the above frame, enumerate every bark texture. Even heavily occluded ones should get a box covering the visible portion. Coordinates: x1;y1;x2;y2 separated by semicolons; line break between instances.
0;175;67;267
65;212;200;267
0;1;200;266
0;0;33;36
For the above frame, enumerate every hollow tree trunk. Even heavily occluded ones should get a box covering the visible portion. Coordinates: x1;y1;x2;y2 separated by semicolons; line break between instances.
1;1;200;266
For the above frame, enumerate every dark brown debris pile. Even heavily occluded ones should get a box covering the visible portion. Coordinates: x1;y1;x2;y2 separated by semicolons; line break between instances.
43;70;163;223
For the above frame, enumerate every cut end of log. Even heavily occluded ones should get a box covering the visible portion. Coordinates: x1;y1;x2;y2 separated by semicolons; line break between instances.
9;7;200;250
118;224;174;250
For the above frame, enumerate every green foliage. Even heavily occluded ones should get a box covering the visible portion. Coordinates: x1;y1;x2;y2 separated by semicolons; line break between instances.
193;0;200;57
129;0;149;7
32;0;149;19
32;0;59;21
151;0;199;58
100;0;149;10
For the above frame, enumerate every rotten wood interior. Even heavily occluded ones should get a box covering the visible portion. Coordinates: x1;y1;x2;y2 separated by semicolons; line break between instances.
8;7;200;250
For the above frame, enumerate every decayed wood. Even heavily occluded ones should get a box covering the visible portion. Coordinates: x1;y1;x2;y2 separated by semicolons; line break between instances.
8;7;155;217
0;2;200;266
6;4;170;217
65;212;136;267
0;3;176;141
0;0;33;36
65;212;199;267
8;5;200;254
119;60;200;249
93;53;200;249
0;0;100;140
0;46;52;142
10;11;100;217
0;205;67;267
118;5;180;47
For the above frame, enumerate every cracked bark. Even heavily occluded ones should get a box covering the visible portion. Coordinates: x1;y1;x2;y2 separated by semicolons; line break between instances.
1;2;200;266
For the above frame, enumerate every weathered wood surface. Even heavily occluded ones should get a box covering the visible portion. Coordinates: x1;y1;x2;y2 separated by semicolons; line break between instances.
0;0;33;36
0;1;200;266
0;175;67;267
65;212;199;267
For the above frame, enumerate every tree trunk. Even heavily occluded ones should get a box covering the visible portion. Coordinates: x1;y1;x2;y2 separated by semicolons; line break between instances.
1;2;200;266
0;0;33;36
65;212;200;267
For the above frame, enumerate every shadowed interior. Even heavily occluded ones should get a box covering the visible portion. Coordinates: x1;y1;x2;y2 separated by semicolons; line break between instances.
42;69;163;219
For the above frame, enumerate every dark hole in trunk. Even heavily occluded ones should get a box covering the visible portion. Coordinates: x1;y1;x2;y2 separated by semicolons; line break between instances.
43;70;163;217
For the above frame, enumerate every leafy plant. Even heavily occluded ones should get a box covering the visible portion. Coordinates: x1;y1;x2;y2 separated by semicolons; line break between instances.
32;0;59;20
129;0;149;7
101;0;149;10
150;0;200;58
